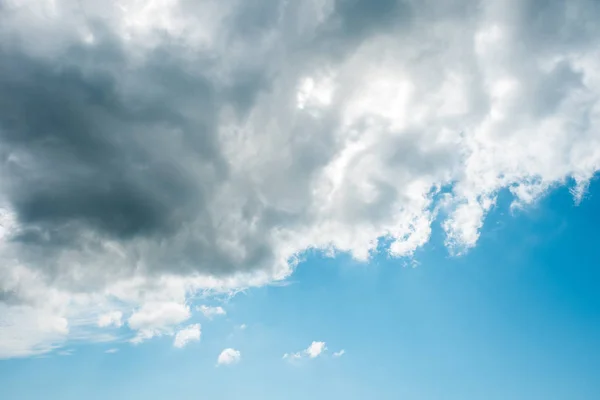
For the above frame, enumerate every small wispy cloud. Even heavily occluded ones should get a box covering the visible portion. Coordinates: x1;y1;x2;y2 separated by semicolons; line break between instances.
173;324;201;348
283;341;327;361
105;348;119;354
333;349;345;358
282;352;302;361
197;305;226;319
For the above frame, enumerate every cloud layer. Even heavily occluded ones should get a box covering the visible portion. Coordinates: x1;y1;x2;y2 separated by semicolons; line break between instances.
1;0;600;357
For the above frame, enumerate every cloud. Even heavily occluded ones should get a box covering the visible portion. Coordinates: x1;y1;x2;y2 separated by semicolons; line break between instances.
284;341;327;360
306;341;327;358
197;305;226;319
1;0;600;357
0;301;69;358
128;302;190;343
105;348;119;354
173;324;201;348
98;311;123;328
217;348;241;366
333;349;345;358
57;349;74;356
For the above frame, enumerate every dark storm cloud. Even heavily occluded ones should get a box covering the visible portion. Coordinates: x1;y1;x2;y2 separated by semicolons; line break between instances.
0;45;215;240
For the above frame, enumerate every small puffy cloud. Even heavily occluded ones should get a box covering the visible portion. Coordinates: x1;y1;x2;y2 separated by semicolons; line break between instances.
105;348;119;354
97;311;123;328
284;341;327;361
197;305;226;319
306;341;327;358
238;324;246;330
173;324;201;348
333;349;345;358
217;348;241;366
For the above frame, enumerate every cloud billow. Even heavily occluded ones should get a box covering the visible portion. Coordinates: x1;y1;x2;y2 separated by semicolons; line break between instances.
0;0;599;357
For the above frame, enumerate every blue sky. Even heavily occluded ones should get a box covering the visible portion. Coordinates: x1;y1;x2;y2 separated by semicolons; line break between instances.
2;182;599;400
2;0;600;399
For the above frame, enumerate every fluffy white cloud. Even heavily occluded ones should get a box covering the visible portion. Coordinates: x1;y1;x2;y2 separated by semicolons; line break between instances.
284;341;327;360
173;324;201;348
306;341;327;358
98;311;123;328
217;348;241;365
197;305;226;319
1;0;600;357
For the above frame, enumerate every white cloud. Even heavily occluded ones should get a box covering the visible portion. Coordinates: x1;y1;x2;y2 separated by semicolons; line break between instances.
1;0;600;357
306;341;327;358
173;324;201;348
333;349;345;358
284;341;327;361
282;352;302;361
197;305;226;319
0;270;70;358
105;348;119;354
97;311;123;328
238;324;246;330
128;302;190;331
128;302;190;343
217;348;241;366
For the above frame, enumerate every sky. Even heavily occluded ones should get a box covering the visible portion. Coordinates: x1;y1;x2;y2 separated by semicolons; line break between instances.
0;0;600;399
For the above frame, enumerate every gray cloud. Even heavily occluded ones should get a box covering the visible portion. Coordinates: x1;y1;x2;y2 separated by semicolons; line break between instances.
0;27;276;280
0;46;211;237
